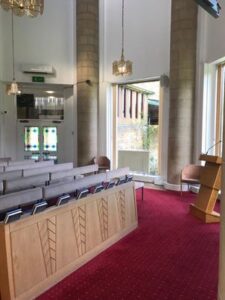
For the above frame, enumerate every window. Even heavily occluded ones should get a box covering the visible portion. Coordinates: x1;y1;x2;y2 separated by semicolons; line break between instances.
24;127;39;151
116;81;160;175
17;94;64;120
43;127;57;152
215;64;224;156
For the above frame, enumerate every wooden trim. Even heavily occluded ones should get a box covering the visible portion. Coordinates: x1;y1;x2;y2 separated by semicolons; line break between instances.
130;90;133;118
0;183;137;300
190;156;222;223
123;88;127;118
135;92;138;119
141;94;144;119
215;65;222;156
0;226;15;300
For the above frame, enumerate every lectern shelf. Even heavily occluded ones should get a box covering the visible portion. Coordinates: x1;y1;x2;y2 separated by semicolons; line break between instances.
190;154;222;223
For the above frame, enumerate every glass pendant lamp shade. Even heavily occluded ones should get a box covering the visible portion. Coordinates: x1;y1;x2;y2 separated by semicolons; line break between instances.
0;0;44;17
6;81;20;95
0;1;44;95
112;0;132;76
5;10;21;95
112;53;132;76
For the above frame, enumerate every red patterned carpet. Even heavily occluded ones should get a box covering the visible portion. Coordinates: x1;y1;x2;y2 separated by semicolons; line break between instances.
37;189;219;300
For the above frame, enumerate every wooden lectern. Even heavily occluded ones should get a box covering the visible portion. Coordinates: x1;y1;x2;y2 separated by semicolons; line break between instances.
190;154;222;223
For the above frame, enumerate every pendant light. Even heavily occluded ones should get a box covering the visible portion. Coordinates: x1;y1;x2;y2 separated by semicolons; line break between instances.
112;0;132;76
0;0;44;17
6;9;20;95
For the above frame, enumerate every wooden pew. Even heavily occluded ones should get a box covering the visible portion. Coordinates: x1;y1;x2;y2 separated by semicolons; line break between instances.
106;167;144;200
49;164;99;184
0;157;11;163
7;160;35;166
0;171;23;181
0;182;137;300
44;173;106;200
3;174;50;194
0;187;43;216
0;162;7;167
106;167;130;181
23;162;73;177
0;181;3;195
5;160;54;172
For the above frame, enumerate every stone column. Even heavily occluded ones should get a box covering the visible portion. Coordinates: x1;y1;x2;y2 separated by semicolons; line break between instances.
76;0;99;166
167;0;198;184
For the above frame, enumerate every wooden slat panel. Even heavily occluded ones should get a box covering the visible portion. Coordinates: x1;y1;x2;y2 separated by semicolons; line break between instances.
11;224;46;297
0;182;137;300
56;211;79;269
194;186;218;213
200;164;221;190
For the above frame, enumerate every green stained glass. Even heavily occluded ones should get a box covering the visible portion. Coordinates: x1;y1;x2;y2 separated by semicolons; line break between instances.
24;127;39;151
43;127;57;151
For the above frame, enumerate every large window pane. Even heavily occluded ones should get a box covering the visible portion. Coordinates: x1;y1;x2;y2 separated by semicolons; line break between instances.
117;81;160;175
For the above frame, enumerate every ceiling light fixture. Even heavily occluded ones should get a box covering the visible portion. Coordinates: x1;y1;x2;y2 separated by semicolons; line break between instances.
6;10;20;95
46;90;54;94
112;0;132;76
0;0;44;17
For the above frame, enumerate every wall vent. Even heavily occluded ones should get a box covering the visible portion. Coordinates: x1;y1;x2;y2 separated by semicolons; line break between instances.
21;64;54;75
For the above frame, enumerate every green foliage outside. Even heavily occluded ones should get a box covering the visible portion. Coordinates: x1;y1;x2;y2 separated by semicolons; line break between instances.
142;125;158;150
142;124;159;175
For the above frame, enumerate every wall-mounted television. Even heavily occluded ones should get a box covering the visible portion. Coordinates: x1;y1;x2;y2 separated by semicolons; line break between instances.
195;0;221;18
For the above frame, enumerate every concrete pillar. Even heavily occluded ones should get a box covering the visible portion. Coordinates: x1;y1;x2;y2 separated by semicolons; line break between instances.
167;0;198;184
76;0;99;166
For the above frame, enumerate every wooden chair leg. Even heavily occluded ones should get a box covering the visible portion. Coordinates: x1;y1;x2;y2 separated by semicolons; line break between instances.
180;181;183;199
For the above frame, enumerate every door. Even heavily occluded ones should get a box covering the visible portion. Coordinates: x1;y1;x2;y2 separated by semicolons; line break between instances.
17;120;63;162
113;81;161;175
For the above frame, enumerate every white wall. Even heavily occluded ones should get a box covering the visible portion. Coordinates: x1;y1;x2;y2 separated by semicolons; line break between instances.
99;0;171;177
204;1;225;63
102;0;171;83
1;0;74;85
0;0;76;161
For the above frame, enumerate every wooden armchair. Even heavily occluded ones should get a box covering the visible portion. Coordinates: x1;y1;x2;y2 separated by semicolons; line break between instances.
91;156;110;172
180;164;202;196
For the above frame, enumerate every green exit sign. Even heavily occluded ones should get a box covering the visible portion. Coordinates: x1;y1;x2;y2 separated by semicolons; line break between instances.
32;76;45;83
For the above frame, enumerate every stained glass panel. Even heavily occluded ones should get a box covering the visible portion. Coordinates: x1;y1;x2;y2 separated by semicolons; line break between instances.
24;127;39;151
43;127;57;152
